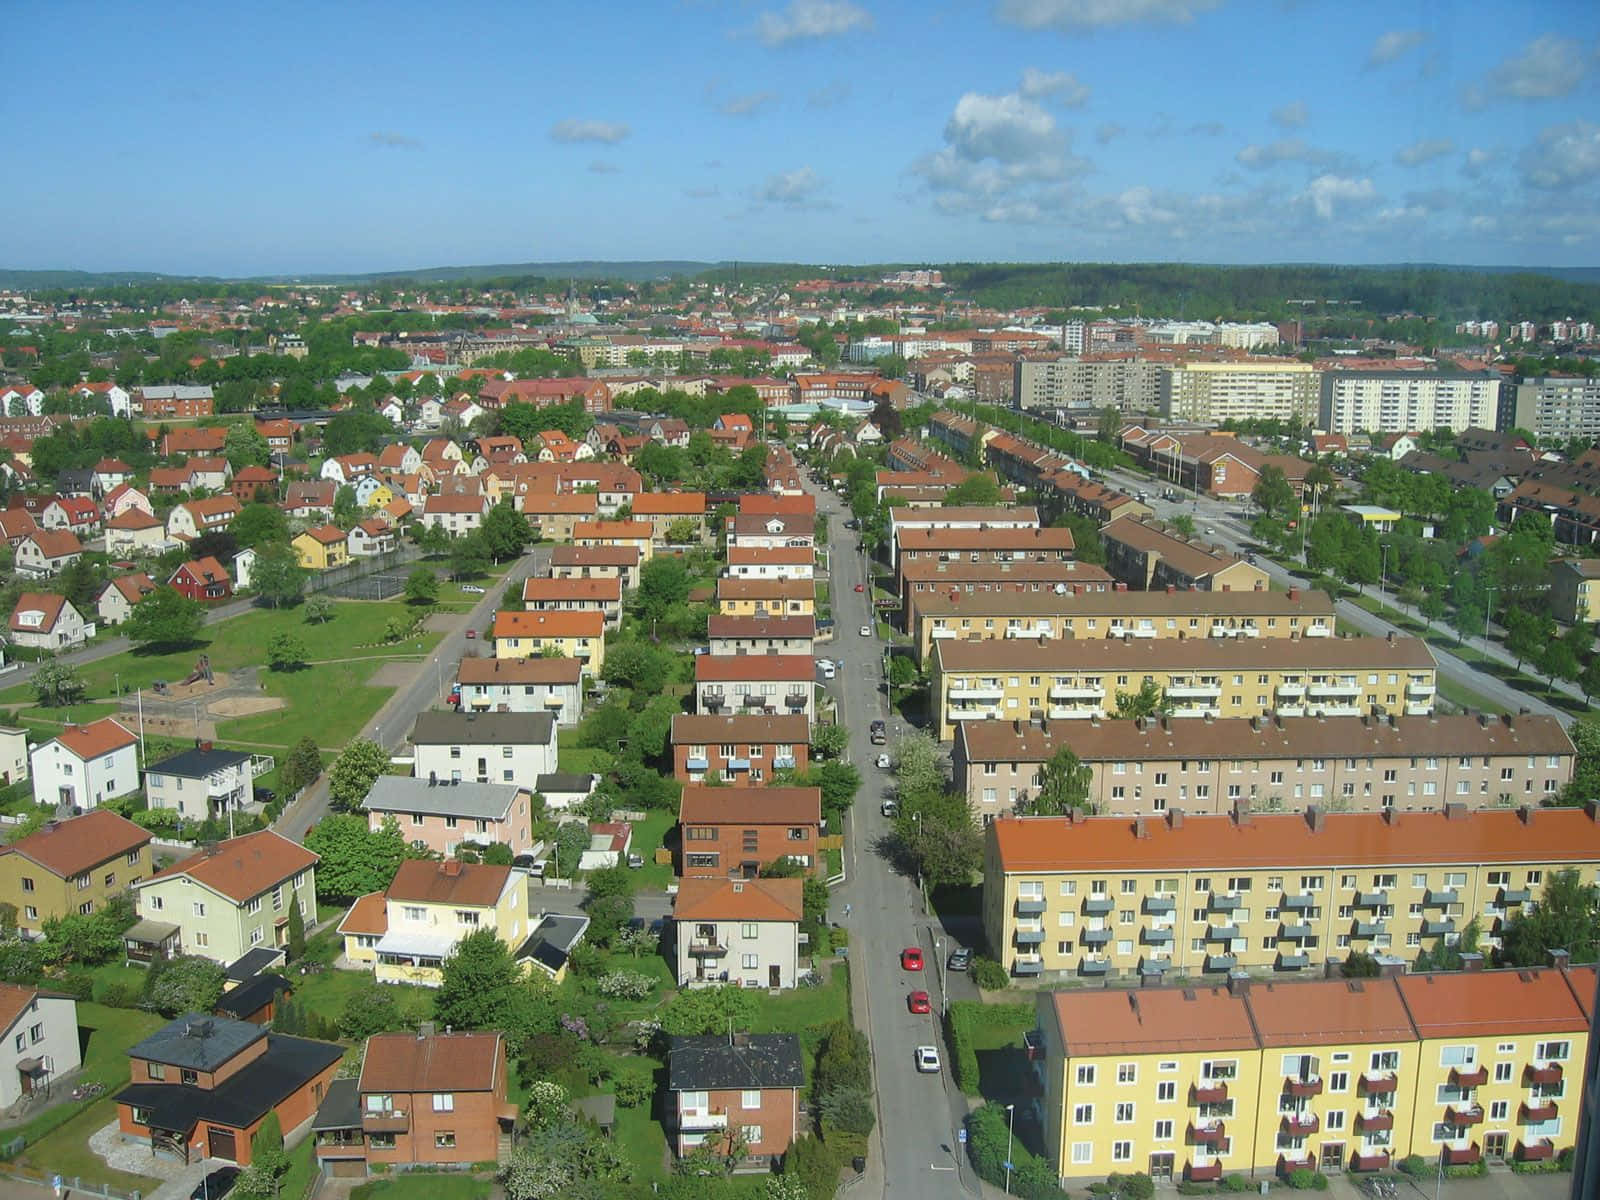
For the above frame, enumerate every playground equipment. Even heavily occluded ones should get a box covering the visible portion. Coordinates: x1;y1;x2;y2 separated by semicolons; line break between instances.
180;655;215;687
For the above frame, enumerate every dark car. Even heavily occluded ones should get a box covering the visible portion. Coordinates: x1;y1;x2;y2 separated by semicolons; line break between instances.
947;947;972;972
191;1167;240;1200
253;787;276;804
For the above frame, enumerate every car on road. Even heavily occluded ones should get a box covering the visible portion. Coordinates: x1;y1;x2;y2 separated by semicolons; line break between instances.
819;659;836;679
947;947;972;972
870;719;887;745
854;583;864;592
874;752;891;769
901;946;924;971
190;1167;241;1200
1204;527;1215;537
465;629;476;639
915;1045;941;1073
461;585;485;594
859;624;872;637
880;798;898;817
907;990;931;1014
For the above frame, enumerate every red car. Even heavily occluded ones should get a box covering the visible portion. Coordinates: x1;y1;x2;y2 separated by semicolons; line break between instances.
901;947;924;971
854;583;864;592
907;990;931;1014
465;629;477;639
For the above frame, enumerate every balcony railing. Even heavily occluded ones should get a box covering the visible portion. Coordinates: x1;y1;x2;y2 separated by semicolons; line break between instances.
1207;924;1240;941
1277;1152;1316;1176
1079;958;1110;976
1144;895;1175;915
1441;1143;1481;1167
1283;1076;1323;1098
1425;888;1459;906
679;1108;729;1130
1352;920;1386;938
1280;893;1315;911
1080;927;1112;945
1083;896;1115;915
1205;954;1237;972
1280;921;1314;940
1186;1162;1223;1183
1280;1112;1319;1135
1525;1062;1564;1086
1520;1100;1558;1124
1143;926;1174;945
1188;1121;1227;1147
1356;1109;1393;1133
1451;1065;1488;1088
1515;1139;1555;1163
362;1112;410;1134
1500;887;1531;904
1360;1071;1398;1095
688;938;729;956
1012;953;1043;976
1354;890;1389;907
1208;892;1241;913
1349;1150;1391;1172
1015;896;1046;916
1190;1081;1228;1105
1445;1104;1484;1127
1422;918;1457;936
1276;952;1309;970
1014;926;1045;946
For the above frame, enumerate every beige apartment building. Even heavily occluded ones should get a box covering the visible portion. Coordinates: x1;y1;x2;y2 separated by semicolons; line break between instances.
952;712;1574;820
982;803;1600;983
930;634;1435;741
911;586;1334;665
1160;360;1319;425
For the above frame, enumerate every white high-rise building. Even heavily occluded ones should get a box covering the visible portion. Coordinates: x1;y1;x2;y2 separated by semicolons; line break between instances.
1318;370;1501;435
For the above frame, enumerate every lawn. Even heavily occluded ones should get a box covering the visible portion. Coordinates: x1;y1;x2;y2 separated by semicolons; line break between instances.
748;959;850;1058
351;1174;491;1200
280;964;435;1029
15;1096;158;1193
609;1085;669;1188
625;809;677;890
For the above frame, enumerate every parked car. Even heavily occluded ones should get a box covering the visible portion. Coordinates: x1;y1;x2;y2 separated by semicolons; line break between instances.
900;946;924;971
880;798;899;818
874;753;891;769
465;629;477;639
819;660;836;679
191;1167;241;1200
915;1045;941;1073
626;853;645;869
461;585;485;594
859;624;872;637
907;990;931;1014
947;947;972;972
854;583;864;592
252;787;276;804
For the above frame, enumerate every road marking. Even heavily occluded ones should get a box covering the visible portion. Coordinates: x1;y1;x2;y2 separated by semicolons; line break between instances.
929;1165;955;1171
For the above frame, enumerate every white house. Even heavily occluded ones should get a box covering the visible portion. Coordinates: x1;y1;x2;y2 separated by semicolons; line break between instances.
8;593;90;650
144;742;271;820
0;985;82;1108
454;657;584;726
0;727;28;786
378;397;406;426
672;876;803;989
96;574;156;627
104;509;167;556
233;547;257;590
418;397;446;428
0;385;45;417
347;519;395;557
166;497;240;542
14;531;83;577
409;711;557;787
28;718;139;811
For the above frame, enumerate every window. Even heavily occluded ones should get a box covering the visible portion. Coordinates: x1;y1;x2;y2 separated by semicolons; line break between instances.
434;1132;456;1149
1494;1062;1513;1083
192;901;206;918
1074;1103;1094;1124
1439;1046;1476;1067
1328;1071;1349;1093
432;1093;454;1112
181;1069;198;1085
10;1034;20;1053
19;877;33;893
1537;1041;1571;1061
741;923;759;939
1370;1051;1399;1072
741;954;759;969
249;928;263;946
1154;1119;1174;1140
147;1062;166;1080
1490;1101;1509;1122
78;901;93;915
195;932;208;947
1156;1081;1176;1102
1112;1141;1132;1163
1325;1110;1345;1132
1071;1143;1093;1165
1117;1063;1137;1084
742;1090;762;1109
1115;1102;1135;1123
1076;1065;1096;1085
246;897;262;915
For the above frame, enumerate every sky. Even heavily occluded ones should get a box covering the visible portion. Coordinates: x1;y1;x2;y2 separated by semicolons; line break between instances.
4;0;1598;276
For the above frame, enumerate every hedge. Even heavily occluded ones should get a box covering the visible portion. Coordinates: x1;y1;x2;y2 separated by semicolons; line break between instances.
946;1000;1033;1096
964;1103;1067;1199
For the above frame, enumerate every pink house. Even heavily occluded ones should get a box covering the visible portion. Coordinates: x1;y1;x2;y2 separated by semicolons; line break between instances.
360;776;537;856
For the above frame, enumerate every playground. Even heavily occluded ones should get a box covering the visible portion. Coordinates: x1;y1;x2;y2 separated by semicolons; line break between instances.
118;655;286;740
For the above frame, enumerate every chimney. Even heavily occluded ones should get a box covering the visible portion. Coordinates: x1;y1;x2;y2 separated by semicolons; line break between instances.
1168;808;1184;830
1517;804;1536;825
1227;972;1250;998
1288;587;1299;601
1443;801;1468;821
1459;952;1485;972
1307;806;1326;833
1478;712;1490;728
1378;958;1405;979
1133;817;1148;839
442;859;463;876
1586;800;1600;823
1549;949;1571;970
1232;798;1251;826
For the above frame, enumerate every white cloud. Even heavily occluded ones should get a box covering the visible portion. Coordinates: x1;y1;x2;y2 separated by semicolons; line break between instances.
910;88;1088;220
1019;68;1090;106
718;91;778;116
1520;120;1600;190
1270;100;1307;129
587;161;620;174
1366;29;1427;66
944;92;1059;162
755;0;872;46
759;166;827;206
367;132;422;150
549;119;630;144
1095;122;1125;144
1464;35;1590;108
1303;174;1376;220
1462;146;1497;177
997;0;1222;32
1394;137;1455;167
1235;137;1348;170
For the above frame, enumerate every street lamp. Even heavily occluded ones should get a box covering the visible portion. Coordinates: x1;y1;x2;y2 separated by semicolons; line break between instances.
1484;586;1499;643
1004;1102;1016;1196
911;811;923;894
1379;542;1389;601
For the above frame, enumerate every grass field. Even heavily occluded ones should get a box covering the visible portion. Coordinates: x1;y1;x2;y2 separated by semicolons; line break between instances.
285;963;436;1029
352;1174;491;1200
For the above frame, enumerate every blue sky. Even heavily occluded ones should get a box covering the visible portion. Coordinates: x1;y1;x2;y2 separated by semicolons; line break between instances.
5;0;1597;275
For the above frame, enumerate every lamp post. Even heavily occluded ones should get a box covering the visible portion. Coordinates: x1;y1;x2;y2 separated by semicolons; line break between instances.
911;811;922;894
1380;542;1389;601
1484;585;1499;644
1004;1102;1016;1195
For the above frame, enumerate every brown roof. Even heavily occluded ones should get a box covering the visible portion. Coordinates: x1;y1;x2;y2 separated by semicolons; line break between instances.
424;494;489;515
142;830;317;903
519;493;599;516
298;524;345;545
105;573;157;606
520;577;622;603
633;492;707;516
935;632;1433;673
1397;968;1588;1039
895;525;1073;553
492;610;604;639
707;614;816;640
105;509;163;530
10;591;68;633
1049;983;1259;1057
337;890;387;937
695;654;814;682
900;559;1108;587
24;530;83;559
914;585;1334;620
360;1031;505;1094
455;656;582;685
53;718;137;760
549;544;641;567
678;785;821;825
385;858;511;907
0;984;54;1035
671;713;811;746
0;809;150;879
674;876;804;922
1245;977;1416;1048
573;519;652;539
1102;515;1250;578
727;546;815;564
716;577;813;601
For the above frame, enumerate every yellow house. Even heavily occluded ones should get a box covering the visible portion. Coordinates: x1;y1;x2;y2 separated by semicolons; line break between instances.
363;482;395;510
572;519;654;562
337;859;527;987
0;809;152;937
715;577;815;618
291;523;350;570
491;610;606;675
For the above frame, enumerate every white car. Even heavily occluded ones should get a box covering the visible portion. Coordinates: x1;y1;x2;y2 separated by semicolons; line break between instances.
819;661;836;680
859;624;872;637
915;1045;941;1073
875;753;891;769
461;585;485;594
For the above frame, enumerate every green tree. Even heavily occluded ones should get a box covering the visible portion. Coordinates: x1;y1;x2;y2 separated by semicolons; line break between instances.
1539;636;1581;691
279;736;323;796
448;531;490;579
232;502;289;548
811;723;849;760
1051;512;1104;564
303;595;333;624
265;629;307;672
223;425;270;470
404;566;440;605
637;556;690;625
660;984;759;1035
1501;868;1600;966
893;732;947;800
942;474;1001;507
1341;951;1381;978
894;788;981;887
250;541;308;608
124;585;203;649
326;739;391;812
338;983;401;1039
332;484;360;529
1029;746;1093;815
1251;463;1295;520
436;927;524;1030
285;897;305;961
1112;678;1170;720
305;813;410;901
31;660;86;708
1169;513;1196;538
1505;609;1553;672
482;500;533;562
144;955;227;1016
42;910;125;965
1583;656;1600;705
1451;600;1484;647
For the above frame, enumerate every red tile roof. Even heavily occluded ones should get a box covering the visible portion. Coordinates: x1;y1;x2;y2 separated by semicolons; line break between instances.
142;830;317;904
0;809;149;879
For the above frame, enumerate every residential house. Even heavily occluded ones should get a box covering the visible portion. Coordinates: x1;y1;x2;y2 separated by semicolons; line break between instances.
115;1013;341;1165
572;519;654;562
292;525;351;571
421;494;490;537
725;546;814;580
0;809;152;937
677;785;821;878
15;530;84;576
347;519;395;558
727;513;813;551
706;615;815;657
409;711;557;789
169;557;232;601
0;728;25;787
28;718;139;811
166;497;240;543
0;385;45;416
647;418;692;447
39;496;101;536
715;578;814;618
254;418;297;455
549;544;642;590
158;427;226;458
102;482;154;519
352;476;391;507
491;610;606;674
376;443;422;475
215;974;291;1026
321;454;378;487
362;776;537;856
337;859;528;987
184;457;233;492
1549;559;1600;626
1101;515;1271;592
138;384;214;419
520;577;622;629
673;876;803;989
633;492;708;543
666;1034;805;1166
695;656;816;721
0;509;38;548
231;466;279;503
518;492;599;541
0;984;82;1108
105;509;168;555
145;742;271;821
283;481;335;521
97;573;156;626
670;714;809;785
132;831;318;965
9;593;90;650
455;657;584;726
312;1031;515;1176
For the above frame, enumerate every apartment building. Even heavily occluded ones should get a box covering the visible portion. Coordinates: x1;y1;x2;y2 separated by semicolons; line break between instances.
900;560;1112;632
455;656;583;726
409;711;557;788
1318;371;1500;436
1100;516;1271;592
1033;966;1592;1187
677;785;822;878
632;492;707;542
982;803;1600;983
894;524;1078;574
490;610;605;674
666;1034;805;1167
706;615;816;657
1548;558;1600;625
952;712;1573;819
0;810;152;937
930;634;1432;741
518;492;598;541
549;543;642;590
887;505;1038;567
716;577;814;618
1504;376;1600;442
519;576;623;629
695;655;816;721
1013;355;1165;413
670;714;809;784
572;519;654;562
726;546;815;580
1160;361;1318;425
911;586;1334;665
673;877;804;989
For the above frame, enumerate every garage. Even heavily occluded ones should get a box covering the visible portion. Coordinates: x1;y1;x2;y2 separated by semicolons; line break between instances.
207;1127;237;1162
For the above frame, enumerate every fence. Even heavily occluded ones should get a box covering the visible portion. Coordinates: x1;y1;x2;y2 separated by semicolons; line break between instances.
305;546;423;599
0;1163;141;1200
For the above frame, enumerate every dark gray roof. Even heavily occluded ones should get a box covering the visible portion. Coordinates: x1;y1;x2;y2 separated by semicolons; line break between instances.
148;745;253;780
224;947;285;983
535;773;595;796
516;913;589;974
410;710;554;746
311;1077;361;1131
129;1014;264;1070
216;974;290;1020
667;1034;806;1092
363;775;523;819
116;1033;342;1134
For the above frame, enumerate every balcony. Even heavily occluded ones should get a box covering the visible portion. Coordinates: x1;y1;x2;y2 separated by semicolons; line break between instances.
1442;1144;1481;1168
1349;1151;1392;1172
679;1107;729;1131
688;937;729;956
1015;896;1046;916
1280;892;1314;911
1425;888;1459;906
1188;1121;1227;1147
1445;1104;1484;1127
1520;1100;1559;1124
1190;1081;1228;1105
362;1111;410;1134
1451;1065;1489;1088
1144;895;1175;915
1208;892;1242;913
702;696;726;713
1014;925;1045;946
1360;1071;1398;1096
314;1131;363;1150
1516;1139;1556;1163
1207;924;1240;941
1048;683;1104;700
1205;954;1237;972
1406;680;1436;698
1140;956;1172;978
1277;1153;1316;1176
1500;887;1531;904
1352;920;1386;939
1083;896;1115;916
1048;706;1098;720
1080;927;1113;946
1275;682;1307;698
1013;953;1043;976
1283;1076;1324;1098
742;693;772;710
1185;1162;1223;1183
1280;921;1315;940
1308;680;1359;698
1404;703;1433;716
1356;1109;1394;1133
1079;958;1110;976
1525;1062;1564;1086
784;693;808;709
1353;890;1389;907
1422;918;1456;937
686;756;709;772
948;683;1003;701
1167;682;1223;700
1143;926;1174;945
1280;1112;1319;1135
1276;952;1309;970
773;755;795;769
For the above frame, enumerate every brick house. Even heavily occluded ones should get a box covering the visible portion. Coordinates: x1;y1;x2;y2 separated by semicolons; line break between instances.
666;1034;804;1167
677;785;822;878
669;714;809;785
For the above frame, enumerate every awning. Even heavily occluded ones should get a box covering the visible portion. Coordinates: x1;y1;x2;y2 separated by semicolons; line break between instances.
124;918;180;946
374;931;456;959
16;1058;46;1076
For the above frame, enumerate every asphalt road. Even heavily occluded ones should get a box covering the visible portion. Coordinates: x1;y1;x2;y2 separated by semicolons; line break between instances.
275;549;549;841
810;480;987;1199
1100;466;1576;728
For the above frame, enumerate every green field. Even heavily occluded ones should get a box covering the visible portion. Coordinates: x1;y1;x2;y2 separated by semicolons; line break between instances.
352;1174;491;1200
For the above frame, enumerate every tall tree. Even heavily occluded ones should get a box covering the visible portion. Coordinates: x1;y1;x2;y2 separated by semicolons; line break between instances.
1029;746;1093;815
404;566;440;605
327;738;391;812
305;813;408;901
636;556;690;624
232;502;289;548
124;585;204;649
31;660;86;708
1500;868;1600;966
481;500;532;562
250;541;307;608
223;425;270;470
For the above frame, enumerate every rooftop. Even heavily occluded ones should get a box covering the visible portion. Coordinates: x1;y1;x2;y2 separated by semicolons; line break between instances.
385;858;513;908
141;830;317;904
359;1031;505;1094
362;776;525;820
934;632;1433;673
410;710;555;746
675;876;805;922
679;785;821;825
667;1033;806;1092
147;744;253;780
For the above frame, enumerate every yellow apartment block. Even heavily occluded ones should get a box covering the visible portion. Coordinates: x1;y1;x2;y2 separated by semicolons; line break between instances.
932;634;1436;741
1034;965;1593;1186
984;804;1600;983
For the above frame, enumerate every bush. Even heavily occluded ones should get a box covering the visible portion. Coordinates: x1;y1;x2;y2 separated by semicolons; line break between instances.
1396;1155;1428;1177
970;956;1008;991
946;1001;1033;1096
595;970;657;1000
965;1104;1067;1199
1102;1173;1155;1199
1220;1176;1254;1193
54;970;94;1001
1285;1168;1328;1190
612;1068;653;1109
95;978;145;1008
